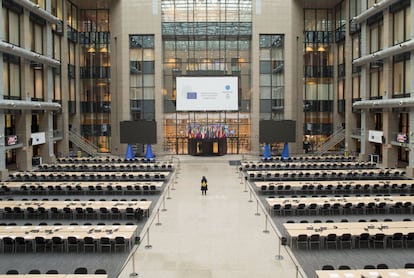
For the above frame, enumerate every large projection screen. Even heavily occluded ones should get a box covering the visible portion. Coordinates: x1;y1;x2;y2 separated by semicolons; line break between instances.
176;76;238;111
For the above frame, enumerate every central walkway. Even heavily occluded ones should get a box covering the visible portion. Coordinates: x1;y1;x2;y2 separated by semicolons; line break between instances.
118;155;302;278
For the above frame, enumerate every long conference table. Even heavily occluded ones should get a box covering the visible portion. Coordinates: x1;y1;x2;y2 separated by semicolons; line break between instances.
9;171;170;182
241;161;375;170
267;195;414;206
283;221;414;248
256;179;413;196
0;274;108;278
246;168;404;180
1;181;163;195
316;269;414;278
0;224;138;251
255;179;413;190
0;200;152;219
266;195;414;215
39;161;174;170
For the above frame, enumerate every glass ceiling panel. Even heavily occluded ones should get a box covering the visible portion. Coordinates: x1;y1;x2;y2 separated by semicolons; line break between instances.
161;0;252;23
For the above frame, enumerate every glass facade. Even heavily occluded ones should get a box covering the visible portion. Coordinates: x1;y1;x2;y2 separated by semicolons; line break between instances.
259;35;285;121
129;35;155;121
79;9;111;153
303;9;334;148
161;0;252;154
2;1;22;100
1;0;413;170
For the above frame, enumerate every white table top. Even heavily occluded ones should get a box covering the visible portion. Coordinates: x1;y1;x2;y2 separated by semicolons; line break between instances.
0;200;152;211
0;225;138;240
284;221;414;237
316;269;414;278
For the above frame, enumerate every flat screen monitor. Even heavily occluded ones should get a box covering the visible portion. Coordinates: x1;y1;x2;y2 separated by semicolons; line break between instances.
6;135;18;146
259;120;296;143
176;76;238;111
120;121;157;144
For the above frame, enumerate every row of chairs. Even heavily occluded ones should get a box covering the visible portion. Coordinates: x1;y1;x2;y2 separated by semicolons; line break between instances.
0;197;148;201
9;173;167;182
57;156;156;163
243;162;375;170
4;267;106;274
321;263;414;270
248;171;405;181
1;184;160;195
285;218;412;224
272;201;413;216
259;183;414;195
0;235;130;253
1;206;145;220
38;163;173;171
0;221;138;226
295;232;414;250
261;155;356;162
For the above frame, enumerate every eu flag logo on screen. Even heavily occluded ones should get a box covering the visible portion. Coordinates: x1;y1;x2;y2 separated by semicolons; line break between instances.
187;92;197;99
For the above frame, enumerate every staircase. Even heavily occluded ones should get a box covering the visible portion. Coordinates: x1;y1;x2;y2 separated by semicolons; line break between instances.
68;129;101;156
314;127;345;155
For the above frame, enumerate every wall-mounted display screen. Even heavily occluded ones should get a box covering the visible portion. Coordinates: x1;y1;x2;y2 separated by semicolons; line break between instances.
6;135;18;146
176;76;238;111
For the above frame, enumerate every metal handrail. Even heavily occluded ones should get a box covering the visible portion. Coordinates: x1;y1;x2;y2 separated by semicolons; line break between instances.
239;169;308;278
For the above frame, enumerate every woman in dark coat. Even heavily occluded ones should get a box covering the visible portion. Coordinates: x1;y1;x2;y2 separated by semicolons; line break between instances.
201;176;208;195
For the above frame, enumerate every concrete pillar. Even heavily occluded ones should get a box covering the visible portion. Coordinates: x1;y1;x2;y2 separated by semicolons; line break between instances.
58;1;70;157
406;0;414;176
358;21;369;161
406;44;414;176
15;112;32;171
38;0;56;164
0;0;8;179
382;111;398;168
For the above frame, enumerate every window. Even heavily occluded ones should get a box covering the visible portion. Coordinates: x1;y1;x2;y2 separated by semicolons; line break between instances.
259;34;285;120
337;79;345;113
398;112;409;162
392;2;411;45
66;1;78;30
337;43;345;78
2;5;21;46
369;66;384;99
334;1;346;42
53;33;61;60
374;113;382;131
3;54;21;99
369;21;383;53
304;8;334;137
66;1;78;42
31;21;44;54
349;0;361;34
129;35;155;120
393;53;410;97
53;72;61;101
32;69;44;100
352;75;360;100
51;0;63;19
351;34;360;60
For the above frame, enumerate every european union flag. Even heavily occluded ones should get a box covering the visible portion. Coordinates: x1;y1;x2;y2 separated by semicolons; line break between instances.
187;92;197;99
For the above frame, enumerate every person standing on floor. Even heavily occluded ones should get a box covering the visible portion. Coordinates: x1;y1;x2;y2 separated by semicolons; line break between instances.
201;175;208;195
